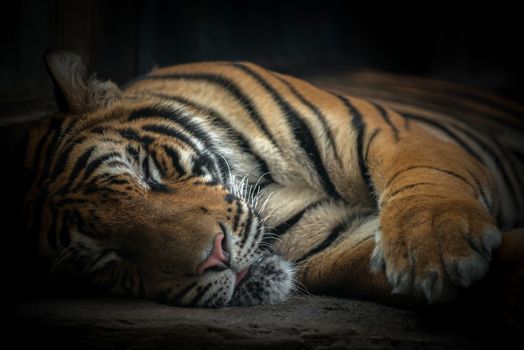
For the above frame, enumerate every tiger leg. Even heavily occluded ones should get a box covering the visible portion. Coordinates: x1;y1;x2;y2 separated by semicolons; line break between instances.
295;215;410;307
298;223;523;311
351;108;502;303
263;191;406;305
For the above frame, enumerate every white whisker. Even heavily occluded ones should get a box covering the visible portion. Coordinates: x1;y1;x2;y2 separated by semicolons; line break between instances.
241;176;248;200
253;172;271;190
39;246;79;290
258;192;274;214
260;206;277;225
249;171;271;207
292;278;314;297
215;152;235;194
261;232;284;244
253;188;268;210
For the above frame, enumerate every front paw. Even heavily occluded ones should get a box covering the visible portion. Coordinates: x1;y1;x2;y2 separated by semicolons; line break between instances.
371;196;501;303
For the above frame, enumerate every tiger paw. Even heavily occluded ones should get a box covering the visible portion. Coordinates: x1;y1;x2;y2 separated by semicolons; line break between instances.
370;196;501;303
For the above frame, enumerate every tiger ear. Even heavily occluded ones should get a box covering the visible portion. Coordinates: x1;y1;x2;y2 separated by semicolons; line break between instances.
44;50;122;113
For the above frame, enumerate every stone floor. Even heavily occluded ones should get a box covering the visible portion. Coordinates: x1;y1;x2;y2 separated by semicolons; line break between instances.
7;295;520;350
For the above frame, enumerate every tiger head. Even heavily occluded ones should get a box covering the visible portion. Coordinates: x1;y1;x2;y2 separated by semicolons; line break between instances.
24;50;294;307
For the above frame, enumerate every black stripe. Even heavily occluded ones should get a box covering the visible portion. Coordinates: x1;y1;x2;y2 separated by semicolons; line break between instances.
80;174;118;191
435;89;524;133
270;200;324;238
163;145;186;176
381;182;433;207
172;282;198;303
147;93;249;147
119;128;155;145
232;63;342;200
402;113;484;163
83;152;121;180
105;160;130;169
485;136;523;225
372;103;399;141
131;106;227;182
465;168;493;213
458;126;523;219
233;200;244;232
361;82;524;133
50;137;88;182
245;223;266;255
271;209;308;237
296;210;372;263
189;283;213;307
192;179;221;187
130;106;212;148
296;226;341;263
126;145;140;163
191;154;215;178
147;180;171;193
57;145;96;194
386;165;476;191
336;94;376;205
90;126;105;134
402;115;516;216
142;154;150;178
67;146;96;184
407;113;520;225
240;209;254;247
128;73;279;148
276;76;342;165
150;150;167;178
148;93;274;184
364;129;380;162
83;183;126;196
142;124;200;152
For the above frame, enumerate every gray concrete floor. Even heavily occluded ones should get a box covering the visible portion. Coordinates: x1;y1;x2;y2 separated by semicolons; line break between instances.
9;295;518;350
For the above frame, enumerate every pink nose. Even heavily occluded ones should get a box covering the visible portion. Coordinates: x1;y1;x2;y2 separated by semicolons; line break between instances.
196;233;229;274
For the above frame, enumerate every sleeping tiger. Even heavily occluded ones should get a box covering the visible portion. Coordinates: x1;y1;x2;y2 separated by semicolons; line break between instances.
16;50;524;308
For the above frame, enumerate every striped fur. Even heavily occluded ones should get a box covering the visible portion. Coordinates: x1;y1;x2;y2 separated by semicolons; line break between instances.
22;51;523;307
310;71;524;229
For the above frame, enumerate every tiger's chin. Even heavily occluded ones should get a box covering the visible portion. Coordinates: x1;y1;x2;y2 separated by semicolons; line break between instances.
230;255;295;306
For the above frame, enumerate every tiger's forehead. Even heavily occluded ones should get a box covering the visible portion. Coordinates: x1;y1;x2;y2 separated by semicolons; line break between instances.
77;143;162;187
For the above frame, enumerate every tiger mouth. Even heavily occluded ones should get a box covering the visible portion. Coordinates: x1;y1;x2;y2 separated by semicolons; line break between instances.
235;267;250;286
233;255;265;290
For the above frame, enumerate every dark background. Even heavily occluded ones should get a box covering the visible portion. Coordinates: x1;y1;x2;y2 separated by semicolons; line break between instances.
1;0;524;121
1;2;524;345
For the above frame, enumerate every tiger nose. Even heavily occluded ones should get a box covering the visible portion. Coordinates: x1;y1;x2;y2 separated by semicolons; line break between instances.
196;233;230;274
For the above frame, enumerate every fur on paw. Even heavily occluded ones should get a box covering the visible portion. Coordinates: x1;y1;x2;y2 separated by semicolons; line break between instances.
371;196;501;303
